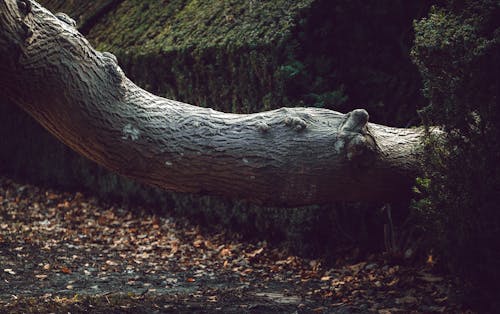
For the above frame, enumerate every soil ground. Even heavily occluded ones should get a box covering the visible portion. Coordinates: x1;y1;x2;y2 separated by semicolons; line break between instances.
0;177;470;313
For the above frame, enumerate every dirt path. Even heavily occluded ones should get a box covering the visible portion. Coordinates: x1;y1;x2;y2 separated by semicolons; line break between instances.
0;177;468;313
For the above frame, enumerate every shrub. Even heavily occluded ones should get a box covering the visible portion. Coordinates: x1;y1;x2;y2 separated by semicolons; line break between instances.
411;0;500;307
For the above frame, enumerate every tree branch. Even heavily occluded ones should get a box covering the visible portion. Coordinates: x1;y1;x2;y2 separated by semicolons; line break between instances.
0;0;424;206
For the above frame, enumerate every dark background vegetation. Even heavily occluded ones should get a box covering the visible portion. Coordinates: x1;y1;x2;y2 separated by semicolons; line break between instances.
0;0;498;309
411;0;500;308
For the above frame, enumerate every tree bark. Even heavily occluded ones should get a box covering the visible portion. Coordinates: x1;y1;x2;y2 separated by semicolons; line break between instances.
0;0;425;206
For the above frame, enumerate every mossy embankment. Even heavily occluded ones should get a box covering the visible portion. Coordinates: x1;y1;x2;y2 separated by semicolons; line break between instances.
0;0;431;257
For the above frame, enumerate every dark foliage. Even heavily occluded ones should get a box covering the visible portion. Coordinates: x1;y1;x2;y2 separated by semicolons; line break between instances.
412;0;500;308
282;0;432;126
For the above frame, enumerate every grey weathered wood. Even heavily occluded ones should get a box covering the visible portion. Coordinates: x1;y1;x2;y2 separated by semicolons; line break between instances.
0;0;425;206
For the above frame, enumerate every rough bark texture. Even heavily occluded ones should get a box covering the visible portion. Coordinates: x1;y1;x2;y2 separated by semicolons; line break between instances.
0;0;424;206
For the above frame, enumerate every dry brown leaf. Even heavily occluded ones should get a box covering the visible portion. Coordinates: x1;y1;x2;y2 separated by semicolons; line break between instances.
193;239;203;248
387;278;399;286
313;307;326;312
60;266;72;274
427;254;436;266
435;296;448;303
396;295;418;304
418;273;443;283
57;201;70;208
46;192;58;200
219;248;231;257
387;266;400;275
246;247;264;258
152;216;160;225
97;216;107;225
309;260;320;271
348;262;366;275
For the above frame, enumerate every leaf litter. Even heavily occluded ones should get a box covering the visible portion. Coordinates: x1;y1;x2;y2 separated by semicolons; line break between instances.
0;177;471;312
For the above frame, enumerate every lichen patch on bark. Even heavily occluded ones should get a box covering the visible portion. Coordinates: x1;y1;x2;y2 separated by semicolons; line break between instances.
122;123;140;141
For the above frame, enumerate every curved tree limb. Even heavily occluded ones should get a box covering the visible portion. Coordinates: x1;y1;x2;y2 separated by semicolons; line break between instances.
0;0;425;206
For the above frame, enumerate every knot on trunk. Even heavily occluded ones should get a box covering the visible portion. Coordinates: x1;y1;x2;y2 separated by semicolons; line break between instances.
284;116;307;132
341;109;369;133
16;0;31;16
339;109;377;163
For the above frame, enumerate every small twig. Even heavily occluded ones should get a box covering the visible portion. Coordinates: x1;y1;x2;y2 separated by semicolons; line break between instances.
383;204;397;254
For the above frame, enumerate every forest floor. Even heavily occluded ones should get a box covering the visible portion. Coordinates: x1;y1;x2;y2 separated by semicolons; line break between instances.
0;177;471;313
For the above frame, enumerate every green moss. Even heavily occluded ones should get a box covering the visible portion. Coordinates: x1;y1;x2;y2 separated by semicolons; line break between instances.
36;0;123;33
85;0;313;53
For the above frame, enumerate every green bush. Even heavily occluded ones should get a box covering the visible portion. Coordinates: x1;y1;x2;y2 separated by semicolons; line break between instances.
412;0;500;306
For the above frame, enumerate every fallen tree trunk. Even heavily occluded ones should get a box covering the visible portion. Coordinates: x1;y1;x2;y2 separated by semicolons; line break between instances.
0;0;425;206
